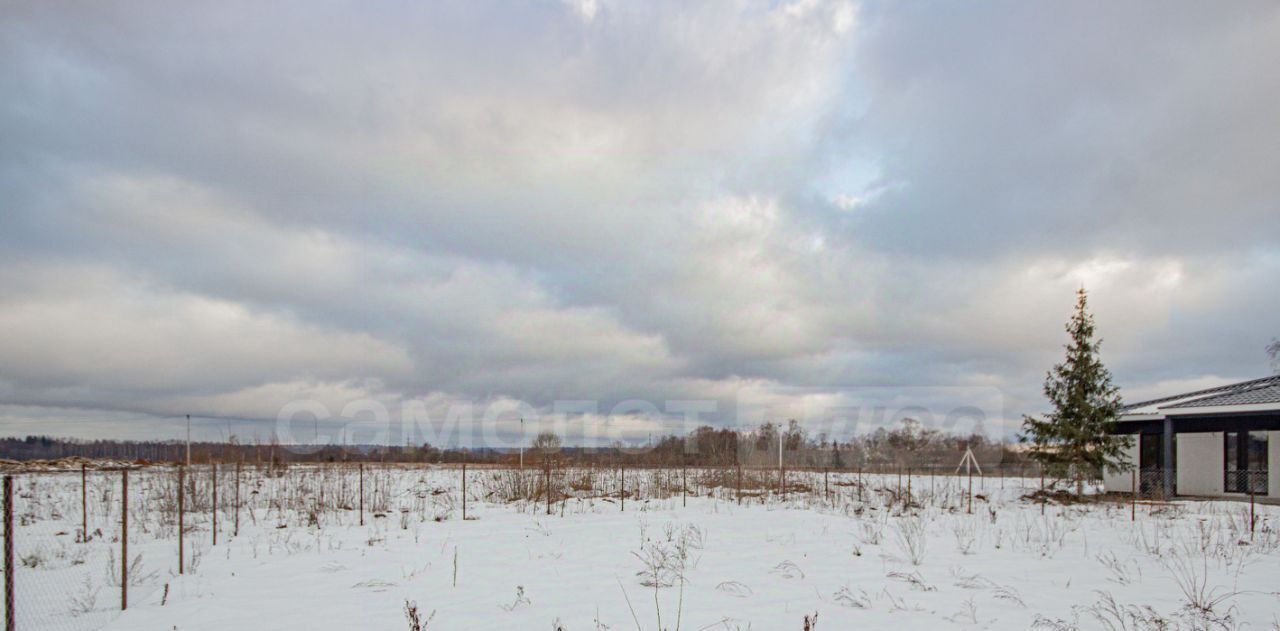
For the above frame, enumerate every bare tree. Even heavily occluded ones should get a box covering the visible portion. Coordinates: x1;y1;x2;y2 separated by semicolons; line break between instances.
531;431;562;463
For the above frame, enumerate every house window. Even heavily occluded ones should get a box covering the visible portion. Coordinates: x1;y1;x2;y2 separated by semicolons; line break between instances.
1224;431;1268;494
1138;433;1175;496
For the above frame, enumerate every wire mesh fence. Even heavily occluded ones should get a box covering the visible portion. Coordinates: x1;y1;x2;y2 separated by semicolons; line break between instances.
1224;469;1268;495
0;460;1081;629
0;467;202;631
1137;469;1175;500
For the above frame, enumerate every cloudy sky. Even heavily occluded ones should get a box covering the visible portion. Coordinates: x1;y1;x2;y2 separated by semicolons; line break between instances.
2;1;1278;445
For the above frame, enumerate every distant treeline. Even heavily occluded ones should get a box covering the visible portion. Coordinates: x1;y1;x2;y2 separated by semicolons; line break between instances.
0;420;1026;469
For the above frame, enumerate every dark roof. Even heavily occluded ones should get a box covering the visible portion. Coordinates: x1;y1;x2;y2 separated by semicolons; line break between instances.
1163;380;1280;408
1122;375;1280;413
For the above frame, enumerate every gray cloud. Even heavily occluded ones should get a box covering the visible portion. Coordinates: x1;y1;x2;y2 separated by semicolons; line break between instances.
0;0;1277;442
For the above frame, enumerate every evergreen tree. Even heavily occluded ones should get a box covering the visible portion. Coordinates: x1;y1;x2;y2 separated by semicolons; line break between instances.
1020;288;1130;494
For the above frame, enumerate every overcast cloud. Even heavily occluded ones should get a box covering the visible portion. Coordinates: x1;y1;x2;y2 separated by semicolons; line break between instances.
1;0;1278;444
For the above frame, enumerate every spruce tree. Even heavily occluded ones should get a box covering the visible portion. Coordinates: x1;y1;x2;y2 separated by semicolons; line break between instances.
1020;288;1130;494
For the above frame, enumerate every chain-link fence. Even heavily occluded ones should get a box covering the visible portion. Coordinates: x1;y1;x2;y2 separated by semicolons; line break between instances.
0;468;178;631
0;459;1058;629
1224;469;1268;495
1137;468;1175;500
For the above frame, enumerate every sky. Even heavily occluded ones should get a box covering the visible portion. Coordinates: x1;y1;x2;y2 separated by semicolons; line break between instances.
1;0;1278;446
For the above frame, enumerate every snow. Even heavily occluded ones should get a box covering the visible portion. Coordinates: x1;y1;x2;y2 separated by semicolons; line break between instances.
5;466;1279;630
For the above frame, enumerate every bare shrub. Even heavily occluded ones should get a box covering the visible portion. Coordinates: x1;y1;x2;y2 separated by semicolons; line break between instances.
833;585;871;609
403;599;435;630
1162;544;1239;628
859;511;887;546
633;523;705;588
803;611;819;630
105;549;158;587
499;585;531;612
771;560;805;580
946;597;979;624
953;518;978;555
887;570;936;592
993;584;1026;608
1084;591;1170;631
1097;550;1142;585
715;581;753;598
893;515;928;566
68;574;100;616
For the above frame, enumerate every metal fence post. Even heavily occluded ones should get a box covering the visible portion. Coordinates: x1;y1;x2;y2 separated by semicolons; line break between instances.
178;467;185;575
211;463;218;546
1250;479;1256;539
234;460;241;538
121;469;128;611
1040;463;1045;516
4;476;14;631
81;464;88;544
736;464;742;505
967;465;973;514
1130;470;1136;522
358;463;364;526
545;462;552;516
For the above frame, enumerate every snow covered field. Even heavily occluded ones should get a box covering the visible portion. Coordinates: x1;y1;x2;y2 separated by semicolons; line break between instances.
5;465;1279;630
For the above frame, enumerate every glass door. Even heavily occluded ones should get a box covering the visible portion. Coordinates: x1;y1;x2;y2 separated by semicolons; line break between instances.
1224;431;1268;494
1139;433;1164;496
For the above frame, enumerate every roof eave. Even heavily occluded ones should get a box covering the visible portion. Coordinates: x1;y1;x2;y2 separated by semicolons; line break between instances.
1118;412;1164;422
1162;402;1280;416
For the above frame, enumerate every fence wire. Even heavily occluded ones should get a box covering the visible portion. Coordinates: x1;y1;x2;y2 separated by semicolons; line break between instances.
0;460;1049;630
1;469;179;631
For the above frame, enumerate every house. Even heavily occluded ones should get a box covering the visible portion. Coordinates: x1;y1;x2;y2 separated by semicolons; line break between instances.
1103;375;1280;498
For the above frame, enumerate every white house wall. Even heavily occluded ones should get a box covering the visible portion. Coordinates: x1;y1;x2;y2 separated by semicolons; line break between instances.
1176;432;1223;496
1271;431;1280;498
1103;438;1140;493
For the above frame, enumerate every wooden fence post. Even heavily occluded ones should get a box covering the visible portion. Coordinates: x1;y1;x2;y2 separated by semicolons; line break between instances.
545;462;552;516
178;466;185;575
4;475;14;631
358;463;364;526
461;462;467;521
121;469;128;611
621;464;625;512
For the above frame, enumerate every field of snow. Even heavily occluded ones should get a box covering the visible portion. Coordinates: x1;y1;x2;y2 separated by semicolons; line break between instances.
4;464;1279;630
